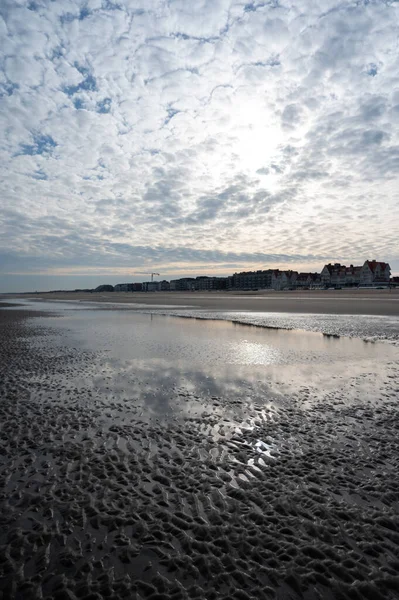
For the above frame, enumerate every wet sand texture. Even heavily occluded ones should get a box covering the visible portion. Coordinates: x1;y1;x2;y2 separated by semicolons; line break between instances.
1;307;399;600
7;288;399;316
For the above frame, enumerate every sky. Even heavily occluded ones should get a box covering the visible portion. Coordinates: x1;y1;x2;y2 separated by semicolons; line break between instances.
1;0;399;292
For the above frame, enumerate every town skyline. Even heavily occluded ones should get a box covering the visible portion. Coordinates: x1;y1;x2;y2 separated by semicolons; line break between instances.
4;259;395;295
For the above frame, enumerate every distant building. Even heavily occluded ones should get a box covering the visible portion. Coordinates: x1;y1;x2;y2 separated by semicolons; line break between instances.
321;263;347;287
94;284;114;292
143;281;159;292
295;272;322;289
195;276;227;290
158;280;170;291
114;282;144;292
309;273;323;288
170;278;196;291
114;283;134;292
360;260;391;285
321;260;390;287
344;265;362;287
321;263;361;287
118;260;392;294
271;270;298;290
227;269;274;290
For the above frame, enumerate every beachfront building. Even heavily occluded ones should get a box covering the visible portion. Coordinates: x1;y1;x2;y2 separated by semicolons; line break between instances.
360;260;391;285
114;283;133;292
143;281;159;292
130;259;391;292
114;282;144;292
271;270;283;290
321;263;347;287
170;278;196;291
227;269;275;290
321;261;391;287
271;270;298;290
295;273;322;289
321;263;361;287
295;273;310;288
345;265;362;286
158;280;170;291
195;276;227;290
309;273;323;288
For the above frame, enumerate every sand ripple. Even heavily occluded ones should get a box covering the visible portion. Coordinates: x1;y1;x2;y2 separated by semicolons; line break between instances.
1;308;399;600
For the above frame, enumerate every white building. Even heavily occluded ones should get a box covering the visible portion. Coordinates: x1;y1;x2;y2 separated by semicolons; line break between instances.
321;263;348;287
295;273;322;288
271;270;298;290
322;261;390;287
360;260;391;285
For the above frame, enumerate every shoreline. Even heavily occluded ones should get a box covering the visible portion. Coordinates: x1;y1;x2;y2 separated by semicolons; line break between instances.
4;288;399;316
3;293;399;345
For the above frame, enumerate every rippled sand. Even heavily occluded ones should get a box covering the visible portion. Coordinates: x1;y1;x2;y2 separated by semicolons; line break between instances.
1;306;399;600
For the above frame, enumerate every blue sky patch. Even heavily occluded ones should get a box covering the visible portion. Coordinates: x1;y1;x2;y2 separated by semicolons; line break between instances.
164;107;180;126
60;6;91;24
31;169;48;180
63;67;97;96
97;98;112;113
19;134;57;156
73;98;85;109
367;64;378;77
0;82;19;98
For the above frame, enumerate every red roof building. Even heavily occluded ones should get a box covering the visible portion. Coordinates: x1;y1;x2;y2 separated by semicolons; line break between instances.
360;260;391;285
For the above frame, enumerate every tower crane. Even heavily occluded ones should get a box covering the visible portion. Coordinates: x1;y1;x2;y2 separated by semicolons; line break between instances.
149;272;160;282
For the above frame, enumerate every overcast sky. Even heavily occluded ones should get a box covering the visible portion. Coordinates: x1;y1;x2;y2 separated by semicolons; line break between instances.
1;0;398;291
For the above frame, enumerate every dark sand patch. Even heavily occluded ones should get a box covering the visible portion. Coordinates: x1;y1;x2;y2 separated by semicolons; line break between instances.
1;307;399;600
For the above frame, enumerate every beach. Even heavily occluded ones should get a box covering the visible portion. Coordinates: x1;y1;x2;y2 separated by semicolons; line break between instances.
8;288;399;317
1;300;399;600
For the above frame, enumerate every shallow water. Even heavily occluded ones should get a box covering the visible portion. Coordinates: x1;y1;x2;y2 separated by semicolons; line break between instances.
12;300;399;414
13;296;399;343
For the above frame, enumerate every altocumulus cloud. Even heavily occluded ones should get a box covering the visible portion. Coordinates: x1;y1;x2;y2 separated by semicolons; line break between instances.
0;0;399;290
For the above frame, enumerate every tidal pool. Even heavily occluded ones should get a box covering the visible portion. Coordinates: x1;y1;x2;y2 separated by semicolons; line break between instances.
17;301;399;417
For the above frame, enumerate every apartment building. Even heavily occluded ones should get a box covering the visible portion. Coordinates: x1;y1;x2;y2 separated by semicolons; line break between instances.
195;276;227;290
227;269;275;290
169;278;196;291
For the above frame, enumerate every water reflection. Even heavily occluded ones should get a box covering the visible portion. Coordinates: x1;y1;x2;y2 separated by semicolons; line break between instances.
30;309;396;365
22;310;399;415
5;300;399;415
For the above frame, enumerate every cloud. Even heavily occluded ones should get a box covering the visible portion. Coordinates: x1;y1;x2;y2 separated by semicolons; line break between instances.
281;104;305;130
0;0;399;291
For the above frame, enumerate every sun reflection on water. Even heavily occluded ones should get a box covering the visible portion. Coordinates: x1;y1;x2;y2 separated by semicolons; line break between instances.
235;340;283;365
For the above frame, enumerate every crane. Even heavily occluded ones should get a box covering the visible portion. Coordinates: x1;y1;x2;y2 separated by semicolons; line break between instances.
149;272;160;282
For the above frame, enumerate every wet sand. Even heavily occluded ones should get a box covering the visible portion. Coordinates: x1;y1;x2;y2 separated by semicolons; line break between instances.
7;288;399;316
1;304;399;599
